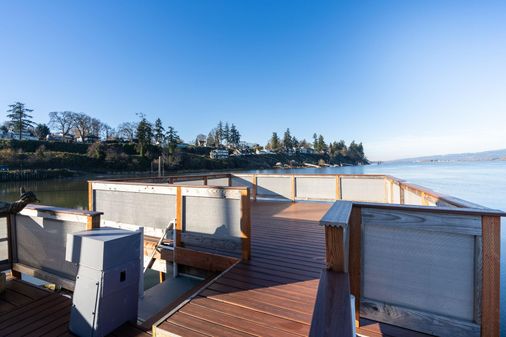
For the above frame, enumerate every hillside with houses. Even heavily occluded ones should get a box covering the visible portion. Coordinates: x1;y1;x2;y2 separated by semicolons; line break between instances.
0;102;368;180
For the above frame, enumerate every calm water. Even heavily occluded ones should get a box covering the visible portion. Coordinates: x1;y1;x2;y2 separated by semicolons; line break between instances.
2;161;505;331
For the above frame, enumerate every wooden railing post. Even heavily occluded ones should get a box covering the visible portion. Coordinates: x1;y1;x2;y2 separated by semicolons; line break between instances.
325;226;345;272
349;206;362;328
335;175;342;200
86;214;101;230
175;186;183;247
399;183;405;204
88;181;94;211
240;189;251;260
481;215;500;337
290;175;296;202
251;175;257;201
203;176;208;185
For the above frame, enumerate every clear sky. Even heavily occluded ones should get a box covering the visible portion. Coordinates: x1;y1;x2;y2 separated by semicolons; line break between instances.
1;1;505;161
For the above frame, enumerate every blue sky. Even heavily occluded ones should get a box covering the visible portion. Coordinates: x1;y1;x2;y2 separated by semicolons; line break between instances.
1;1;505;160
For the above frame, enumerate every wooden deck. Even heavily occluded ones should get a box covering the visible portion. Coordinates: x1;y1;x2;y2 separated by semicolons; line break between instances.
0;276;149;337
156;202;433;337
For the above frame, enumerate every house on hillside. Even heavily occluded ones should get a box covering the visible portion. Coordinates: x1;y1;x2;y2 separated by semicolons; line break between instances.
210;148;229;159
195;134;207;147
0;130;38;141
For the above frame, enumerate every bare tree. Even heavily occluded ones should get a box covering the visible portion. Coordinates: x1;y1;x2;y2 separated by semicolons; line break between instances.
71;112;92;140
102;123;112;140
49;111;75;137
90;118;103;137
117;122;137;142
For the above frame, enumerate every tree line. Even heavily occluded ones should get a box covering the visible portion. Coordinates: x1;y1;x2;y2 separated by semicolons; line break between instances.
3;102;245;157
265;128;367;162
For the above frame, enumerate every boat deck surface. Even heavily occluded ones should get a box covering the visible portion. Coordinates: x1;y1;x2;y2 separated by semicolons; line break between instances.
156;201;433;337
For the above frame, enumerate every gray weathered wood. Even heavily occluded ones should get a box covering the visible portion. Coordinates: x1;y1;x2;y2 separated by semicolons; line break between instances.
320;201;353;229
309;270;353;337
474;236;482;324
361;298;480;337
361;207;482;235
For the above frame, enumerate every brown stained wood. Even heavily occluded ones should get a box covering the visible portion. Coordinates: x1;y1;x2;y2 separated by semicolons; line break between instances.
203;176;208;185
309;270;353;337
181;301;296;337
325;226;344;272
88;181;93;211
240;189;251;260
349;206;361;327
175;186;183;246
157;322;209;337
168;247;238;272
481;215;500;337
86;214;100;230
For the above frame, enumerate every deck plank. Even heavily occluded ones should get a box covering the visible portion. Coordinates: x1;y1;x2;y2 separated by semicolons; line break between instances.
157;202;434;337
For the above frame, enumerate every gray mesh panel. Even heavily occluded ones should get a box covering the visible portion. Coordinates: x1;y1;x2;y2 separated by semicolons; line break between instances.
95;190;176;230
207;178;229;186
231;176;253;188
363;223;474;321
15;215;83;279
174;179;204;186
341;178;385;202
256;176;291;199
295;177;336;200
0;217;7;265
392;184;401;204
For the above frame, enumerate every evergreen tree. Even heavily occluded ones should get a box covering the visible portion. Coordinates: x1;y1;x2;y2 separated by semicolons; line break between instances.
216;121;224;145
229;124;240;146
223;122;230;145
166;126;180;147
7;102;34;140
136;115;153;156
34;123;50;140
283;128;293;152
317;134;327;153
268;132;281;152
154;118;165;145
312;133;318;150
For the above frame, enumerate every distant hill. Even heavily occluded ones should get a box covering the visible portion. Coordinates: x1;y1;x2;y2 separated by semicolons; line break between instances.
389;149;506;163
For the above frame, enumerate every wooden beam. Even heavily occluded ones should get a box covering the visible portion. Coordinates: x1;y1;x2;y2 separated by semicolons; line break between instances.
309;270;353;337
175;186;183;246
290;175;296;202
88;181;93;211
336;175;341;200
12;263;75;291
170;247;238;272
251;175;257;201
86;214;100;230
228;175;232;187
240;189;251;260
349;206;362;328
481;215;500;337
325;226;344;272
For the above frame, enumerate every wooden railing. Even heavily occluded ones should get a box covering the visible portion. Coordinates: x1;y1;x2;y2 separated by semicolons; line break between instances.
318;200;504;337
89;180;251;261
113;172;477;208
